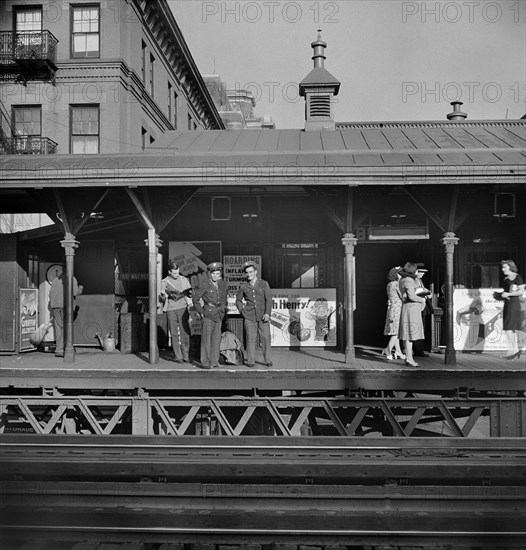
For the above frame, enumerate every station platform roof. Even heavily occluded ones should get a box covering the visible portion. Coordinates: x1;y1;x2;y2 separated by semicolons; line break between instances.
0;120;524;189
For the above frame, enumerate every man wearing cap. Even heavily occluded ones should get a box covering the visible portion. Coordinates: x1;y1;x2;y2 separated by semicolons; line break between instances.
192;262;228;369
236;261;273;367
159;261;192;363
414;264;431;357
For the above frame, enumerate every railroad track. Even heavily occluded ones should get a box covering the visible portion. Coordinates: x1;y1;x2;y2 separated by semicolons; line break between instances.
1;436;525;548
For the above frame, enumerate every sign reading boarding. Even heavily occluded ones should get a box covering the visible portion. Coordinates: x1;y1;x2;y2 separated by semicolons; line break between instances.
453;288;513;351
270;289;337;347
223;255;262;314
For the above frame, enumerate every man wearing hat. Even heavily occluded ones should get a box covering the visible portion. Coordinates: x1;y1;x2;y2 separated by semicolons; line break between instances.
192;262;228;369
236;261;273;367
414;264;431;357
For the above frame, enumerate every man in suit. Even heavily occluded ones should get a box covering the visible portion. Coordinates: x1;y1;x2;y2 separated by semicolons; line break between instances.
236;261;273;368
192;262;228;369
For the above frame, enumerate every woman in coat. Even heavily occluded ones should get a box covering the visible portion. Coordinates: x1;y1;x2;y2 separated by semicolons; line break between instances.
382;266;405;360
398;262;426;367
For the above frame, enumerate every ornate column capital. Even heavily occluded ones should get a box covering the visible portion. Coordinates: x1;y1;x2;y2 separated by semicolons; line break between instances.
441;231;459;253
342;233;358;255
144;234;163;251
60;233;79;255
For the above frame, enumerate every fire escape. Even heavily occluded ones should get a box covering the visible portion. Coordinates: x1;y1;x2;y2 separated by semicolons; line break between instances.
0;29;58;155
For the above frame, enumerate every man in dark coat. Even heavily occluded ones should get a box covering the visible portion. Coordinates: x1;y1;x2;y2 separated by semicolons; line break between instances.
192;262;228;369
236;261;273;367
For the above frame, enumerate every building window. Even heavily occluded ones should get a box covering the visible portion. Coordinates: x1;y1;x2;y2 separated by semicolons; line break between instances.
193;121;198;130
168;82;172;122
141;127;146;150
15;7;42;32
13;106;41;137
141;41;147;83
187;114;192;130
70;105;99;154
72;5;100;58
148;54;155;96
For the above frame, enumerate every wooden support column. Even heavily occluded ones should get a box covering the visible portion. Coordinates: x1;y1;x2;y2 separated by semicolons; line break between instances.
60;232;79;363
441;231;459;365
342;233;357;364
146;228;160;364
126;189;160;365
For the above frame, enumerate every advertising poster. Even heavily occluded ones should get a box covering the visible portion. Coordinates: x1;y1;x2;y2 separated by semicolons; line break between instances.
169;241;222;335
270;289;337;347
19;288;38;351
223;255;262;314
453;288;524;351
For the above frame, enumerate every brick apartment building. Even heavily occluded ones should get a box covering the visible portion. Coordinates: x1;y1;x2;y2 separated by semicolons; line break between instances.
0;0;224;157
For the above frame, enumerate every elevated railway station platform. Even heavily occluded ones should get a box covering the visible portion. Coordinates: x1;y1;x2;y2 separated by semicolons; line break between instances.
2;347;525;393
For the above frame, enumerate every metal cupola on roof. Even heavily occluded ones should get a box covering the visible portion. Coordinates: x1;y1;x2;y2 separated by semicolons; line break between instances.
299;30;341;132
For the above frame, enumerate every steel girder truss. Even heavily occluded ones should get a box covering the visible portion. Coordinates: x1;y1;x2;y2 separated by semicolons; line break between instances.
1;395;525;437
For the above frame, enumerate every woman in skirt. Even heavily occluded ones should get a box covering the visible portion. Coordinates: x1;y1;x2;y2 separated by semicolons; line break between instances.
398;262;426;367
382;266;405;360
500;260;525;360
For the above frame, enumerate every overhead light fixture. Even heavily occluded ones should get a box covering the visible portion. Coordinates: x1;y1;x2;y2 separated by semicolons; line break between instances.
390;214;407;224
242;212;258;224
493;192;515;220
90;211;104;219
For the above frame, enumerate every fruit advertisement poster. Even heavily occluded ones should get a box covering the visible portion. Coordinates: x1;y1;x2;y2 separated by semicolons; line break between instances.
270;289;337;347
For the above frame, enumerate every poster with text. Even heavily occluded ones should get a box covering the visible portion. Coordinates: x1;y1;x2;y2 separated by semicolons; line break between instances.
223;255;262;314
270;289;337;347
19;288;38;351
452;288;522;351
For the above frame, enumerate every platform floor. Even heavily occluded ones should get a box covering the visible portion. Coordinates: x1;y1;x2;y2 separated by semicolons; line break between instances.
1;346;525;392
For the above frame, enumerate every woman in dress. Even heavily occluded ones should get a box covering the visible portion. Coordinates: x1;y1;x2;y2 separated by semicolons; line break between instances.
500;260;525;360
382;266;405;360
398;262;426;367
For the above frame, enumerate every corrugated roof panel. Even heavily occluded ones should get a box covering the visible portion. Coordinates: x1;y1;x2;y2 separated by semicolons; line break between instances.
401;128;439;149
324;152;356;166
361;129;393;150
340;130;370;150
209;130;242;152
187;130;224;152
462;126;514;148
300;132;323;151
442;127;487;149
295;153;326;166
321;131;347;151
423;128;464;149
504;125;526;143
254;131;281;152
354;153;384;166
381;153;414;165
437;152;473;164
485;126;526;148
466;151;503;164
380;128;417;150
231;130;262;151
165;131;202;151
492;150;526;164
409;152;442;164
277;130;301;152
